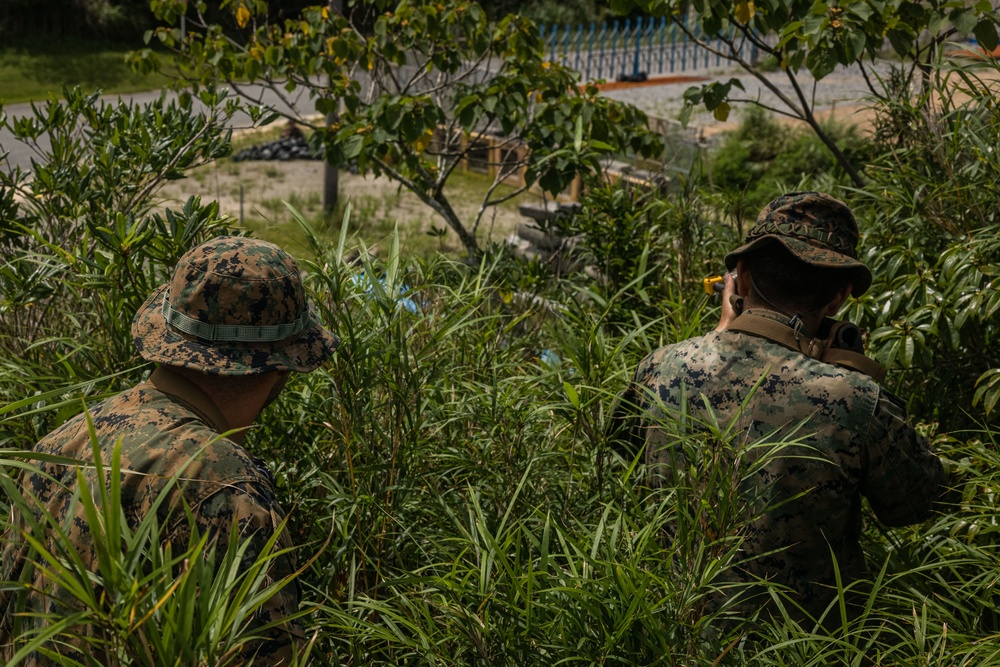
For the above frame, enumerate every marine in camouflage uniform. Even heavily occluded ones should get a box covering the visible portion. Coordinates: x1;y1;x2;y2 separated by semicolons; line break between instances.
616;192;948;625
0;237;339;665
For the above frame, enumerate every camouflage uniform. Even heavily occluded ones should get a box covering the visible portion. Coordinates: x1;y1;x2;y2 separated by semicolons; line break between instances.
1;237;338;664
618;193;947;624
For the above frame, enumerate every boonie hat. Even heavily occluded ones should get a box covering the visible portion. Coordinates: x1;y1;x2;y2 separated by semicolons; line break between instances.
724;191;873;297
132;236;339;375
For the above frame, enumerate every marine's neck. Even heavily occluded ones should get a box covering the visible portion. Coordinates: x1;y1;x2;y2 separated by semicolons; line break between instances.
739;306;821;339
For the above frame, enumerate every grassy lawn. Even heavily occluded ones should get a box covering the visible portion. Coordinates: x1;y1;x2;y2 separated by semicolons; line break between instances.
0;39;173;105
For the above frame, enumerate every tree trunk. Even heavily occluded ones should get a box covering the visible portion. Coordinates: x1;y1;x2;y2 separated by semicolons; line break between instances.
323;0;343;216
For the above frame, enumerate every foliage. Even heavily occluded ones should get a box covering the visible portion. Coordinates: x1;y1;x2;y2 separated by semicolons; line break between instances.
708;106;871;212
509;0;606;25
2;26;1000;666
4;202;1000;662
608;0;1000;188
129;0;664;257
0;0;156;41
553;179;736;331
843;60;1000;426
0;434;305;665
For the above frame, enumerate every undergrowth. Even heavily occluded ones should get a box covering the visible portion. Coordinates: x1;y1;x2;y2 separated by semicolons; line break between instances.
0;61;999;664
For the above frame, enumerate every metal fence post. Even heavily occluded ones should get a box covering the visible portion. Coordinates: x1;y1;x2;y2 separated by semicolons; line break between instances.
563;22;571;66
610;20;619;79
659;16;666;75
633;16;642;77
681;14;687;71
586;22;595;81
575;24;583;73
598;23;607;80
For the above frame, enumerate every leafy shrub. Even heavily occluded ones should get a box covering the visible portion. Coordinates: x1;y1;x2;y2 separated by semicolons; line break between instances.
708;106;872;213
845;61;1000;427
552;179;737;334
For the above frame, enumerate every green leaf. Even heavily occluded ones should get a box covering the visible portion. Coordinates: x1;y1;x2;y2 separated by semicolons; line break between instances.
974;19;999;52
844;31;866;61
952;9;978;36
678;103;694;128
563;382;581;410
341;133;365;159
806;46;839;79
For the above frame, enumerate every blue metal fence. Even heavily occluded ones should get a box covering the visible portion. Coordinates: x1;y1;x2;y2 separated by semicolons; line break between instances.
541;18;757;82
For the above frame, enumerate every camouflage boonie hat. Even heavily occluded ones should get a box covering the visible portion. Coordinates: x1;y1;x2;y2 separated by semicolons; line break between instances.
725;191;873;297
132;236;339;375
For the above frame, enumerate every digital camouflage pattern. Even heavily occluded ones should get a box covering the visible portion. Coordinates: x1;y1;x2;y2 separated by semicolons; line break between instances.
617;317;947;623
725;191;873;296
132;235;339;376
0;366;303;665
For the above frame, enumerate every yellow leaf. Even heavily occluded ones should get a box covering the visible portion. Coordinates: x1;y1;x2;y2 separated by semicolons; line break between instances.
321;6;329;19
326;37;336;56
735;1;755;24
713;102;731;122
236;4;250;28
414;136;431;153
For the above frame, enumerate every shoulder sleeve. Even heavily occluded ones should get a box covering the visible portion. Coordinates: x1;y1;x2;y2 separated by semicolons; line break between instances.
187;481;304;665
860;389;947;527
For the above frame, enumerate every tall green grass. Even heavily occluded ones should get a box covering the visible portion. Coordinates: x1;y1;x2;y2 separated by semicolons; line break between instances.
0;427;305;665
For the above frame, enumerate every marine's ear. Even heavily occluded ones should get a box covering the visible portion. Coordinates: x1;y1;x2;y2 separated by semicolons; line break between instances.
735;257;751;298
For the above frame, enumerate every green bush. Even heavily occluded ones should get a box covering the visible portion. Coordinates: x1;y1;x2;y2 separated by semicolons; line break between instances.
845;61;1000;428
708;106;872;214
552;180;737;335
0;87;273;444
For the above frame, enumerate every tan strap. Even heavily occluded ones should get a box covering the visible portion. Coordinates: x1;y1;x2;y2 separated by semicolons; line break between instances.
821;348;886;383
728;311;886;382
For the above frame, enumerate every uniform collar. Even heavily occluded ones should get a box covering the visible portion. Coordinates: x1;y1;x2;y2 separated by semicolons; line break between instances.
741;307;816;339
148;366;232;435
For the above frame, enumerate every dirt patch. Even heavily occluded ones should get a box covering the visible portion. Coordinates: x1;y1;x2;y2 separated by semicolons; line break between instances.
157;157;532;257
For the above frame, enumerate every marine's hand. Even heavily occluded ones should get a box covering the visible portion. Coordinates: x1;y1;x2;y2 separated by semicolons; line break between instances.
714;272;738;332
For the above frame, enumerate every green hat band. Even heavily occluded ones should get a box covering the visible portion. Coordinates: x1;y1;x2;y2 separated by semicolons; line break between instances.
162;298;311;343
746;218;858;259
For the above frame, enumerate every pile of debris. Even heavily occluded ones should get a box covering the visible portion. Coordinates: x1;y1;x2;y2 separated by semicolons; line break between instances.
232;135;320;162
505;201;584;274
231;122;322;162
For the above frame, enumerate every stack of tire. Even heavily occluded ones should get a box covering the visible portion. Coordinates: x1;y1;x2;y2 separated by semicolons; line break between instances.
232;135;320;162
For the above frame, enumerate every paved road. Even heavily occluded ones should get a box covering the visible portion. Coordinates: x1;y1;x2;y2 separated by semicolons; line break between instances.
1;61;884;174
1;83;321;174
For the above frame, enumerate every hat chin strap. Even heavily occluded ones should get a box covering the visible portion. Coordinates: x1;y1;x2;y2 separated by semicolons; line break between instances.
746;273;826;337
161;298;311;343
